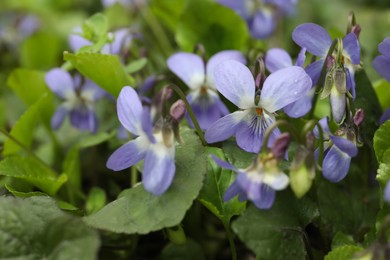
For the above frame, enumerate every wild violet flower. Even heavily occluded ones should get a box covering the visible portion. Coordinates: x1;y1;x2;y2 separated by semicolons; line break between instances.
205;60;312;153
265;47;315;118
45;68;107;133
384;181;390;204
107;87;183;196
218;0;298;39
167;50;246;130
292;23;360;123
373;37;390;83
211;151;289;209
314;117;358;182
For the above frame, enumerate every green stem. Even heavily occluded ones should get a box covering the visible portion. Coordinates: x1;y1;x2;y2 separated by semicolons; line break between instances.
261;120;300;154
169;84;207;146
131;166;138;187
223;220;237;260
0;128;46;165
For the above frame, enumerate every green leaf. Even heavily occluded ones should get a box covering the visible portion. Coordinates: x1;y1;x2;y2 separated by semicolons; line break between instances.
124;58;148;74
376;150;390;187
64;52;134;97
373;78;390;109
3;94;53;155
175;0;248;56
4;183;46;198
7;68;52;107
198;147;245;223
232;191;313;259
84;128;207;234
86;187;107;215
374;120;390;163
83;13;108;40
0;196;100;259
20;32;61;70
79;130;117;148
63;145;82;204
160;239;206;260
151;0;186;31
0;156;67;196
223;140;255;169
104;3;132;29
325;245;364;260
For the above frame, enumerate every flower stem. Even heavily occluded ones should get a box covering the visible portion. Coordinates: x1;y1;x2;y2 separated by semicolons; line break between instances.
261;120;299;154
223;220;237;260
169;84;207;146
131;166;138;187
314;122;325;170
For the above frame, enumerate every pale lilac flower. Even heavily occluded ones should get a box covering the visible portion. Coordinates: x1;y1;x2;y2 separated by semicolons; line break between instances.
211;154;289;209
107;87;177;196
380;108;390;124
292;23;360;123
45;68;107;133
205;60;312;153
167;51;246;130
265;47;316;118
373;37;390;83
218;0;298;39
314;117;358;182
102;0;134;8
384;181;390;204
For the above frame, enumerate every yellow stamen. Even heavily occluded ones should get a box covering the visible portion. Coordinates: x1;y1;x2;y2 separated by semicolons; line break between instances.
256;108;263;116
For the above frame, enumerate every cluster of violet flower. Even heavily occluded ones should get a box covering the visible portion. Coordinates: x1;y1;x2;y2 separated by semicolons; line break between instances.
44;2;390;210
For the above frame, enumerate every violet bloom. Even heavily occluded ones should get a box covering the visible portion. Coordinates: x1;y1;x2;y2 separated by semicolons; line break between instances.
211;154;289;209
265;47;315;118
106;87;176;196
167;51;245;130
218;0;297;39
45;68;107;133
314;117;358;182
384;181;390;204
205;60;311;153
292;23;360;123
373;37;390;83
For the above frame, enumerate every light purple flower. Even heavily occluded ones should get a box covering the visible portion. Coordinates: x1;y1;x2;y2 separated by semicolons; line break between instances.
106;87;176;196
292;23;360;123
380;107;390;124
211;154;289;209
218;0;298;39
45;68;107;133
373;37;390;83
205;60;312;153
384;181;390;204
265;47;315;118
167;51;246;130
102;0;134;8
314;117;358;182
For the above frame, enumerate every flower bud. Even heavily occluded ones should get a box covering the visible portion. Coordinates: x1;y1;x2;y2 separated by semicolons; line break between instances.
169;99;186;122
271;133;290;159
333;67;347;94
289;147;315;198
353;108;364;127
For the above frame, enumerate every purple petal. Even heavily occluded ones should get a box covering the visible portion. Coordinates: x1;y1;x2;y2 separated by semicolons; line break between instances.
252;184;276;209
117;86;143;135
236;173;262;201
283;87;314;118
206;50;246;88
214;60;255;109
235;112;267;153
259;66;312;112
106;137;149;171
343;33;360;65
142;146;176;196
205;110;247;144
265;48;293;73
313;117;331;140
295;48;307;67
68;27;92;52
330;88;346;124
292;23;332;57
378;37;390;59
345;68;356;99
384;181;390;204
51;105;68;130
305;59;324;86
167;53;205;89
103;28;132;55
69;107;98;133
249;10;276;39
81;80;107;101
330;135;358;157
141;107;156;143
45;68;75;99
322;144;351;182
373;55;390;83
217;0;251;19
210;154;239;172
223;180;245;202
380;107;390;124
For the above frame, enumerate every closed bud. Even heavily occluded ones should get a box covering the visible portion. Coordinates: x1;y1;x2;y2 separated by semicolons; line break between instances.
271;133;290;159
169;99;186;122
333;67;347;94
353;108;364;127
289;147;315;198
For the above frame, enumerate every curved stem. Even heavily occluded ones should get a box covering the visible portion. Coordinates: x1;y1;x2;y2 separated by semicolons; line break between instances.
261;120;300;154
168;84;207;146
223;220;237;260
314;122;325;170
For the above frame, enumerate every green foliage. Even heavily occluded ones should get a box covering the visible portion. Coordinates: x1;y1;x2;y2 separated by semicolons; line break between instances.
325;245;364;260
64;52;134;97
160;239;206;260
125;58;148;74
63;145;82;204
86;187;107;215
198;147;246;224
175;0;249;56
374;79;390;110
0;156;67;196
3;94;52;155
0;196;100;259
374;120;390;163
84;128;207;234
232;191;319;259
151;0;186;31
